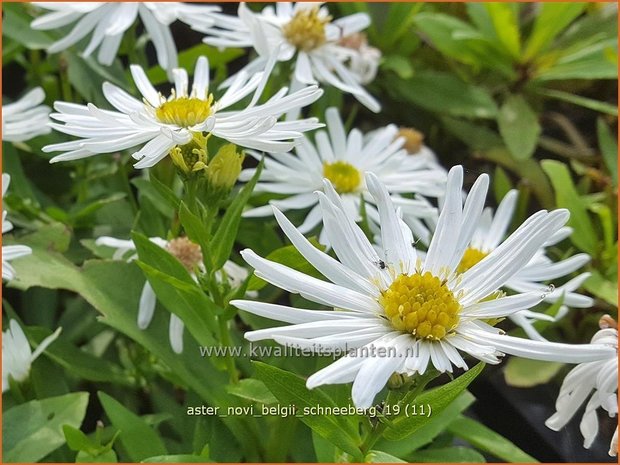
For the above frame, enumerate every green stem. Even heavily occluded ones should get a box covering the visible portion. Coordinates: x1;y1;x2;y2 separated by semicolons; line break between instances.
217;315;238;383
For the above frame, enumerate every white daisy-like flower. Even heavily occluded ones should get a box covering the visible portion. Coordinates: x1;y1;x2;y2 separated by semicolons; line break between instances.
2;320;62;392
30;2;220;76
2;174;32;282
195;2;381;112
546;318;618;456
42;55;323;168
96;235;251;354
242;107;445;244
337;32;381;85
448;189;594;341
231;166;615;408
2;87;51;143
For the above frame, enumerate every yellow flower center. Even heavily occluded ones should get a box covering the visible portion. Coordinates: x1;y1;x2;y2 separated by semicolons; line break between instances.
456;247;488;274
322;161;362;194
155;95;214;128
380;272;460;341
283;7;330;52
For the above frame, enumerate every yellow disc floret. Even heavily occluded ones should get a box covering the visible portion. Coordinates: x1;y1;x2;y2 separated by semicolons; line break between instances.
156;95;214;128
323;161;362;194
283;7;330;52
456;247;488;274
380;272;460;341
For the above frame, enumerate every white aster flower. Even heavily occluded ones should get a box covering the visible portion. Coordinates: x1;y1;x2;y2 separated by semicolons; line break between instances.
96;235;251;354
337;32;381;85
43;55;323;168
30;2;219;77
451;189;594;341
2;87;51;142
546;319;618;456
2;320;61;392
231;166;615;408
196;2;380;112
2;174;32;282
242;107;445;244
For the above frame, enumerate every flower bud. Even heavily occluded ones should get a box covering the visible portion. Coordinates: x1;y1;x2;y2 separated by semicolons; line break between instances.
206;144;244;194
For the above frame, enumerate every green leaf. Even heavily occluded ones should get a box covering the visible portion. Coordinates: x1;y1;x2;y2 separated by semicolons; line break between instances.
384;363;485;440
441;117;503;151
366;450;407;463
247;241;326;291
485;3;521;59
142;455;212;463
583;271;618;307
211;160;263;270
146;43;244;85
541;160;598;254
66;53;128;106
524;3;587;60
390;72;498;119
413;13;510;72
448;415;538;462
226;378;278;405
376;391;475;457
597;117;618;186
132;232;219;347
6;228;261;459
77;449;118;463
3;3;54;49
253;362;362;460
503;358;564;388
63;425;96;453
494;166;514;204
132;178;177;217
536;88;617;117
27;327;132;386
408;446;486;463
98;391;167;462
498;95;541;160
3;392;89;462
178;201;212;266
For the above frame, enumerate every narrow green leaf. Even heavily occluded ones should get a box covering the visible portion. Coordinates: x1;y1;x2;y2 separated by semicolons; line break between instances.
366;450;407;463
408;446;486;463
178;201;213;267
498;95;541;160
4;392;90;462
211;160;263;270
597;117;618;186
253;362;362;459
132;232;219;346
448;415;538;462
524;3;587;60
3;3;55;49
63;425;97;453
540;160;598;254
27;327;131;386
142;455;212;463
376;391;475;457
537;88;617;117
583;271;618;306
485;3;521;59
389;72;498;119
504;358;564;388
98;392;167;462
494;166;514;205
384;363;485;440
226;378;278;405
132;178;177;217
